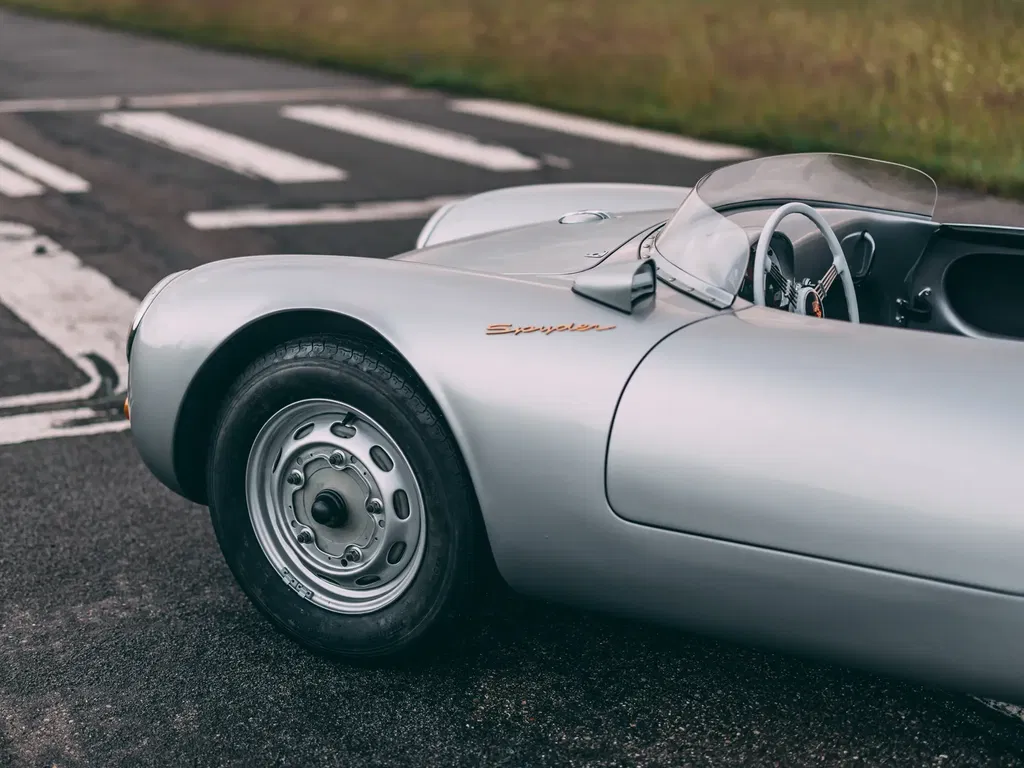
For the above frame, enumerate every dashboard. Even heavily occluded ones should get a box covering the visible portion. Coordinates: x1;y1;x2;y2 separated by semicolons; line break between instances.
726;205;937;326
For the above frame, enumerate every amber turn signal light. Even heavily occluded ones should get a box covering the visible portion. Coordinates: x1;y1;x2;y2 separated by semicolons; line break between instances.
123;397;130;421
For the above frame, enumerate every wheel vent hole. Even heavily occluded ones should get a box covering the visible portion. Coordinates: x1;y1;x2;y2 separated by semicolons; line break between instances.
370;445;394;472
393;490;410;520
293;423;315;440
272;448;282;473
330;422;356;439
355;574;381;586
387;541;406;565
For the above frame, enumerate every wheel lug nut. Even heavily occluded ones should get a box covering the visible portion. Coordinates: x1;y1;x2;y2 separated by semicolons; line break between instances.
297;529;313;544
286;470;303;486
344;546;361;562
329;450;346;467
366;498;383;515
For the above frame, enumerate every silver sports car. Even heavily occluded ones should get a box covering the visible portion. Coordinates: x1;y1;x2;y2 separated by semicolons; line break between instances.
125;152;1024;704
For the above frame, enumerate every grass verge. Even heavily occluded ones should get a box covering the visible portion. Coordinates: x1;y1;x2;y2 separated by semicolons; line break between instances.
2;0;1024;196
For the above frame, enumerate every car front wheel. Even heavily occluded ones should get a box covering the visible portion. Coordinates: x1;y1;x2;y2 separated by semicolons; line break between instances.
206;335;480;661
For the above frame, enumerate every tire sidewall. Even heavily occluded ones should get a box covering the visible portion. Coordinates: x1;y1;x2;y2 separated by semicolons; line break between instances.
207;348;468;659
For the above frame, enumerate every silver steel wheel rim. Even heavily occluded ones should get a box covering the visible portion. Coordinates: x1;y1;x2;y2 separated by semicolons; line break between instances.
245;398;426;614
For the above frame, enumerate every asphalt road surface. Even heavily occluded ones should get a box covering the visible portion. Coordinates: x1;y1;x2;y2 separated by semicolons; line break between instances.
2;9;1024;768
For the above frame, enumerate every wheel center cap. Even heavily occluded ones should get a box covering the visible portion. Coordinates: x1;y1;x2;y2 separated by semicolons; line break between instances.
310;489;348;528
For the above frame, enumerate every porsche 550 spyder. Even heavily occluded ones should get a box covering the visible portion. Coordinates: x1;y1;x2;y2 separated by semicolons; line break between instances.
125;153;1024;703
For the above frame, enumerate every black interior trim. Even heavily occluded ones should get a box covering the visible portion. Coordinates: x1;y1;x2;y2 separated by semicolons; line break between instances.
945;253;1024;339
905;224;1024;340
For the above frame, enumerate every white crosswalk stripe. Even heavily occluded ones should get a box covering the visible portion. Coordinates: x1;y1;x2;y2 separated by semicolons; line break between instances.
450;99;756;161
99;110;347;183
0;138;90;197
282;104;542;171
0;165;44;197
0;91;759;204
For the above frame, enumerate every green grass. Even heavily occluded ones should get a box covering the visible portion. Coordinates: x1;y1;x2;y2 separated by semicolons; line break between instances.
4;0;1024;195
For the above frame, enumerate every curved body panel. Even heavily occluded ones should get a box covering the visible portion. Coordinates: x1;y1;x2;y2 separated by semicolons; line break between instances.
415;182;689;248
127;252;713;499
607;306;1024;595
399;210;667;276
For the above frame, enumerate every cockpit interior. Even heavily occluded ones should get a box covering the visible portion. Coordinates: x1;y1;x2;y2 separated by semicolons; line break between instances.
725;204;1024;341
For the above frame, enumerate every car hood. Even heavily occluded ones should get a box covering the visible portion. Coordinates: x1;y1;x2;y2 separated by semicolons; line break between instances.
393;209;670;276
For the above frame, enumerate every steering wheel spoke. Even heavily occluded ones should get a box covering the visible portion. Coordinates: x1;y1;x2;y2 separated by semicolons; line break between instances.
762;254;798;310
786;285;799;312
816;263;840;298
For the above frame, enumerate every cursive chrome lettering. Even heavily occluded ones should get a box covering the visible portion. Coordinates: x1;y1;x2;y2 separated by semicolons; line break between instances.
486;322;616;335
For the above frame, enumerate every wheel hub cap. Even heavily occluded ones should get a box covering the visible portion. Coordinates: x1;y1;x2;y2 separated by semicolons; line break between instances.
245;399;426;615
310;489;348;528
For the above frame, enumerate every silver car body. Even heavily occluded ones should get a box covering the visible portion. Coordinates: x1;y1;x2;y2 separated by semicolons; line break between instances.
415;182;691;248
127;154;1024;702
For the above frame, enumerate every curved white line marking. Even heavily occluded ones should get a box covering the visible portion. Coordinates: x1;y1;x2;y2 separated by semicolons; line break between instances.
0;223;138;444
0;406;128;446
0;356;101;410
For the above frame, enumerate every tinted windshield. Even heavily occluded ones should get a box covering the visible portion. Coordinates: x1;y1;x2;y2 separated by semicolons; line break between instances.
654;153;937;307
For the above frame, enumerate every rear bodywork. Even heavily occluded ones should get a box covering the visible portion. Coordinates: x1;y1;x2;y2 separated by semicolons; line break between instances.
127;181;1024;703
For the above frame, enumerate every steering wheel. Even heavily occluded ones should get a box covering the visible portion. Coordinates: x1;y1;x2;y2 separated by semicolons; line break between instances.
752;202;860;323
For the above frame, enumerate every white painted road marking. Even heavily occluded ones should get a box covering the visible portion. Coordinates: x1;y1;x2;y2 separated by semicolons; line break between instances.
0;137;90;194
0;165;44;197
283;104;543;171
187;195;462;230
0;407;132;445
0;223;138;444
0;95;123;114
99;110;347;183
0;223;134;408
450;99;757;161
0;86;426;114
126;85;418;109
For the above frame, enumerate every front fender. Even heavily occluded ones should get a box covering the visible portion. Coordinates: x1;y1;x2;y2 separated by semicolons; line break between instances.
127;254;711;515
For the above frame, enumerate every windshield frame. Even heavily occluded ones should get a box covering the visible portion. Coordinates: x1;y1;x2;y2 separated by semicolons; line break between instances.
651;153;938;309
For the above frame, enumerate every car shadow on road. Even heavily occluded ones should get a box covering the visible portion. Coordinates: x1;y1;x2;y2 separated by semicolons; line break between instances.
361;583;1024;757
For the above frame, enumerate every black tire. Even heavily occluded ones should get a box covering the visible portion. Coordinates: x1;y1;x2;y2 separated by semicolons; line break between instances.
206;335;480;662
